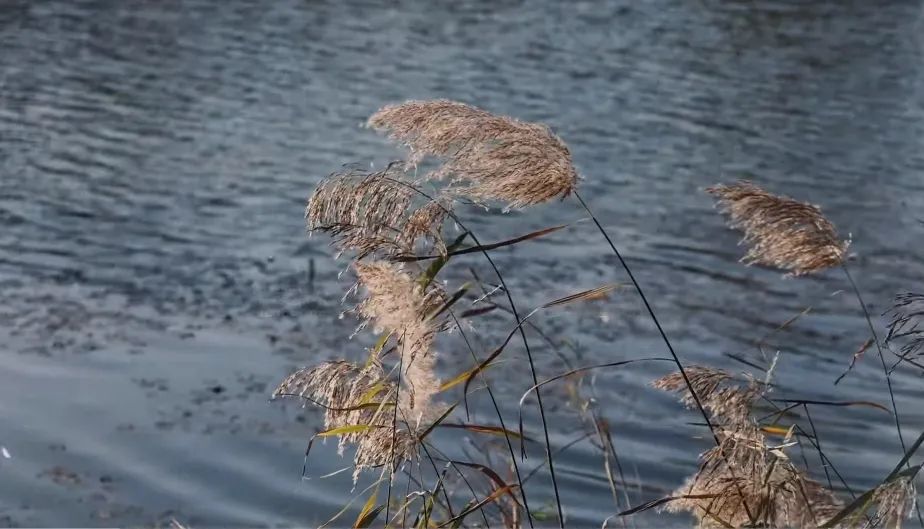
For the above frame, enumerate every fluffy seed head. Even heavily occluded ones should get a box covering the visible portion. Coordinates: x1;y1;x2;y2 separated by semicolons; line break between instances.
654;367;841;527
272;360;413;482
653;366;760;422
369;99;578;208
354;261;445;424
707;181;848;276
665;427;842;528
868;475;918;529
306;166;447;260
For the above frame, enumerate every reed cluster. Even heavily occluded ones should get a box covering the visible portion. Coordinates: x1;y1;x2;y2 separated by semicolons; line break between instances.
271;100;922;528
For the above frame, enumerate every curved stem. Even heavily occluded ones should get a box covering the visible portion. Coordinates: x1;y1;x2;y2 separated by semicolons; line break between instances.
465;231;565;527
572;190;719;446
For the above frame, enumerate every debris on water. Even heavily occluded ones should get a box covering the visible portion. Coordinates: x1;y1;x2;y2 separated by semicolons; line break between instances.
1;446;10;459
210;385;225;394
40;465;82;486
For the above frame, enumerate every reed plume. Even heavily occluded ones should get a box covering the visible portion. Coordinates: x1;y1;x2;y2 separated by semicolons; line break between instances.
368;99;578;208
306;166;447;260
653;366;759;423
654;367;842;528
866;475;918;529
885;293;924;364
272;360;413;483
707;181;848;276
354;261;446;424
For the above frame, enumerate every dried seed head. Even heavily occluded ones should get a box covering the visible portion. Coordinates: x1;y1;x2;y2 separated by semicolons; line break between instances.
395;199;449;257
272;360;414;482
653;367;759;422
354;261;445;424
868;475;918;529
369;99;578;208
665;422;842;528
885;293;924;365
707;181;848;276
306;167;447;260
654;367;841;527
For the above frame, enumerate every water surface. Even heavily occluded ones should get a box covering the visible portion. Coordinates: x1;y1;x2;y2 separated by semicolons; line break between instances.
2;0;924;526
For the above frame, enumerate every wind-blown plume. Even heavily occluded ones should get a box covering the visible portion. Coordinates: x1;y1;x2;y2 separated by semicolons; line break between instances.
654;368;842;528
354;261;446;424
885;292;924;364
306;166;447;260
867;475;918;529
653;366;760;423
368;99;578;208
272;360;413;483
707;181;848;276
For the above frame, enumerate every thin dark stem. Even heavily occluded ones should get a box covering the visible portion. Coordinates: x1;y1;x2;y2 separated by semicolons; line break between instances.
840;263;924;526
385;340;404;525
757;395;860;501
447;308;528;524
841;264;907;452
464;231;565;528
802;404;833;490
575;190;768;525
573;190;720;446
425;443;492;528
418;441;456;522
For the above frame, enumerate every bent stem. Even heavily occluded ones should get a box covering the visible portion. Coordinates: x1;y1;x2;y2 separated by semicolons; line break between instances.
465;231;565;527
572;190;719;446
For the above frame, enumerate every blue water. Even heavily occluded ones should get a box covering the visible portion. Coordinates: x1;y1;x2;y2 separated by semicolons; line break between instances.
2;0;924;526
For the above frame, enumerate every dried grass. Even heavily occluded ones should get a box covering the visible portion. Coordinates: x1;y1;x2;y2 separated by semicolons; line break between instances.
885;293;924;364
369;99;578;208
867;476;918;529
707;181;848;276
272;360;413;482
354;261;446;425
654;367;842;528
653;366;759;423
306;166;446;260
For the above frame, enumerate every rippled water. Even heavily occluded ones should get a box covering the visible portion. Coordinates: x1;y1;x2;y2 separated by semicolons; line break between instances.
2;0;924;526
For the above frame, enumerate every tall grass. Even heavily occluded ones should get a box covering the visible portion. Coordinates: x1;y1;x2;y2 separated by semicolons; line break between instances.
271;100;922;528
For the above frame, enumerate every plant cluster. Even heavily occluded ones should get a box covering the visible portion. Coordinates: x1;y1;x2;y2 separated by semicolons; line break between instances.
272;100;922;528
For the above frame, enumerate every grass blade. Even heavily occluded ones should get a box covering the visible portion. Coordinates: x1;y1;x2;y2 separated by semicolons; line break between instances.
399;224;572;262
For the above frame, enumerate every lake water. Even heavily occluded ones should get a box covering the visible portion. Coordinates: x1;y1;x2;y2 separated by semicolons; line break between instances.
2;0;924;526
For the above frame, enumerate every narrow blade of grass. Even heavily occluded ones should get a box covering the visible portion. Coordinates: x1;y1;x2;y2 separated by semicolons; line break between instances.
541;284;620;308
317;424;383;438
399;224;571;262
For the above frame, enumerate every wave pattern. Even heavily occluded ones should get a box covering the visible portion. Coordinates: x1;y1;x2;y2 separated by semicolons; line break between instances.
1;0;924;526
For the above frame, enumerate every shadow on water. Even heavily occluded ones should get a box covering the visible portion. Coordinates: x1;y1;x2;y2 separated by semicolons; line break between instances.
1;0;923;526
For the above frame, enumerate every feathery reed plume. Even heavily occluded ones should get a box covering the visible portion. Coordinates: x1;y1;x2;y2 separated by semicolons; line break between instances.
368;99;578;208
664;430;842;528
653;366;759;423
354;261;446;424
885;293;924;365
654;368;842;528
867;475;918;529
707;181;848;276
306;166;447;260
272;361;414;483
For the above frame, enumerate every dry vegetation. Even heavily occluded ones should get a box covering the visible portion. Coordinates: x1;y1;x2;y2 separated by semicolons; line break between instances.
271;100;923;528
